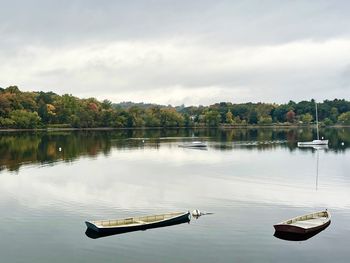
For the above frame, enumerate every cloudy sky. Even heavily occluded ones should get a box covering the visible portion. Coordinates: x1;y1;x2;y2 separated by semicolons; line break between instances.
0;0;349;106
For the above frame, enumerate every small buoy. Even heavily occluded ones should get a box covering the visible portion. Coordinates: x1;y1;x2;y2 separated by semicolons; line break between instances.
58;147;62;152
341;142;345;146
142;139;145;143
192;209;201;217
321;137;324;140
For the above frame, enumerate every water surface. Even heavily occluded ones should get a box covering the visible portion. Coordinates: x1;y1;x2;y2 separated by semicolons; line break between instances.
0;128;349;262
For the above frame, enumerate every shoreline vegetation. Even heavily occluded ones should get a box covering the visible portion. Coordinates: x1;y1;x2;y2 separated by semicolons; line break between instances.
1;85;350;130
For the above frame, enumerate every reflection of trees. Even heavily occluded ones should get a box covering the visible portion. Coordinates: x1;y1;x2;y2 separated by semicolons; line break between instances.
0;134;41;171
0;128;348;172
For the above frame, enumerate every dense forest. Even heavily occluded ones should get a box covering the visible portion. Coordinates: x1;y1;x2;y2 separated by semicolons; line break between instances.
0;86;350;129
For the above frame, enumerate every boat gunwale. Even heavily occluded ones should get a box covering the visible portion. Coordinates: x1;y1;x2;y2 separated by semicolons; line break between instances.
86;211;190;229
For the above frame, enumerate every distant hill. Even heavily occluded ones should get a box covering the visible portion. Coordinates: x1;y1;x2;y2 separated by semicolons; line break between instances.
113;101;167;110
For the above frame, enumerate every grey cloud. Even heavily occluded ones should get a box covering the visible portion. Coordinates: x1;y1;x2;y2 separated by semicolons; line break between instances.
1;0;350;46
1;0;350;105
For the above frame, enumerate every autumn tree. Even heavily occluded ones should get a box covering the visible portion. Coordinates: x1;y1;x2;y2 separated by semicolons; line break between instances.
286;110;296;123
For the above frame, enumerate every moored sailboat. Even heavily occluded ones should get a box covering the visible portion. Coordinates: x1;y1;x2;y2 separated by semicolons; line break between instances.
298;101;328;146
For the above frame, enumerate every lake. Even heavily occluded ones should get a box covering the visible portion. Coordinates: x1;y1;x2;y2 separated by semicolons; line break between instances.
0;128;349;263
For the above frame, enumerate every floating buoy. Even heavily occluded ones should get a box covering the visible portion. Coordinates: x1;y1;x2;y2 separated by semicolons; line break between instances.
58;147;62;152
341;142;345;146
192;209;201;217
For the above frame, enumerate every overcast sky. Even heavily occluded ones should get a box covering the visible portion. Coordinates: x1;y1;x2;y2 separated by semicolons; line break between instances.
0;0;349;105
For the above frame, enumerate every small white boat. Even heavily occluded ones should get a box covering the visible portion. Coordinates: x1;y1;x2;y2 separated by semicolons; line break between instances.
178;141;207;148
86;211;191;233
297;139;329;146
274;210;331;234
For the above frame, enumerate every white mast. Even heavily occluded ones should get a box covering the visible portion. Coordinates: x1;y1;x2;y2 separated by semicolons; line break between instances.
315;101;320;140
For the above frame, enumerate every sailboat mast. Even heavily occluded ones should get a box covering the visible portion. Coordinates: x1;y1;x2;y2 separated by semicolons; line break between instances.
315;101;320;140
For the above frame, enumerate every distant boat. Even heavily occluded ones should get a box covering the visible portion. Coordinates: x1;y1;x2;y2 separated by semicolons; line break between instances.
298;101;328;147
85;211;191;233
297;139;328;146
274;210;331;234
178;141;207;148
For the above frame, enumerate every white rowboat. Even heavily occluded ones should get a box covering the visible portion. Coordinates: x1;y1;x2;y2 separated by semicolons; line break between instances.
274;210;331;234
86;211;191;233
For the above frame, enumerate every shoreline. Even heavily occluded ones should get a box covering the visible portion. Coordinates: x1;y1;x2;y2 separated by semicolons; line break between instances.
0;124;349;132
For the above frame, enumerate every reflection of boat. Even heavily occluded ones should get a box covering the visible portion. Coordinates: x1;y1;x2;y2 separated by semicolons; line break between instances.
298;144;329;150
178;141;207;148
298;102;328;147
274;222;330;241
274;210;331;234
85;211;191;234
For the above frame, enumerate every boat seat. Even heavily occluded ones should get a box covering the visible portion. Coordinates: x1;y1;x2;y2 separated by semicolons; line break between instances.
291;218;327;228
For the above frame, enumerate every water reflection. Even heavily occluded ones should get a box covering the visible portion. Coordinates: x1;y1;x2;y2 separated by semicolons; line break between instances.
0;128;348;172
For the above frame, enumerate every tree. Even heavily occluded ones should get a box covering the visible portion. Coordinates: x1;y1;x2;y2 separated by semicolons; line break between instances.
248;110;258;124
323;118;333;126
101;99;112;110
258;116;272;124
9;110;41;128
301;113;313;124
272;105;289;122
338;111;350;124
159;108;184;127
330;107;339;122
225;111;234;124
204;110;221;127
286;110;296;123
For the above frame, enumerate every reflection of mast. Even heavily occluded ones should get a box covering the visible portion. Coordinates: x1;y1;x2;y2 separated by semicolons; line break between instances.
315;101;320;140
316;149;319;191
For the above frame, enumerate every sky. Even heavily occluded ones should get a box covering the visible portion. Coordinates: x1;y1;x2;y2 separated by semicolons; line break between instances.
0;0;349;106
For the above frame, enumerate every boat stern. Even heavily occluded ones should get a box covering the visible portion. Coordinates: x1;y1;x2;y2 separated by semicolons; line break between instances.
85;221;100;232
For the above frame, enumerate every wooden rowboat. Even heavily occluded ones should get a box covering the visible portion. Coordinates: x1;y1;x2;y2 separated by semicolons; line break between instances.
85;211;191;234
274;210;331;234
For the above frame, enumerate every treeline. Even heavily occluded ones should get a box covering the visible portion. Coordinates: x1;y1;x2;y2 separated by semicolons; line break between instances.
0;86;350;129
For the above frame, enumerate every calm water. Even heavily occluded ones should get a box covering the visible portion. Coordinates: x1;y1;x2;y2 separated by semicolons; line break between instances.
0;128;349;263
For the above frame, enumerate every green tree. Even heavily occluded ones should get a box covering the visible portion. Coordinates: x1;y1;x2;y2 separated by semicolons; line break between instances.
9;110;41;128
225;110;234;124
204;110;221;127
101;99;112;110
258;116;272;124
301;113;313;124
338;111;350;124
248;110;258;124
323;118;333;126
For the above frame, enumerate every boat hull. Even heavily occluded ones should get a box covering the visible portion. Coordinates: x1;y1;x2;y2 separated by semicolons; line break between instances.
274;220;331;234
274;221;331;241
86;212;191;234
